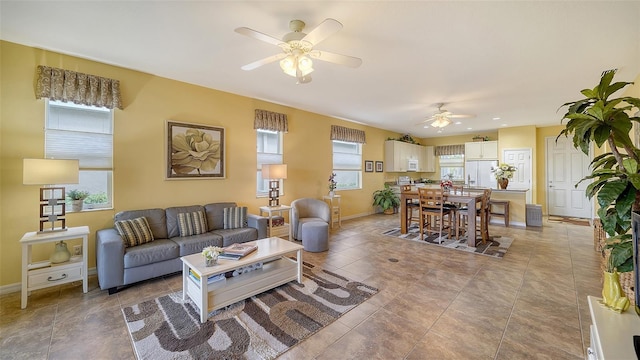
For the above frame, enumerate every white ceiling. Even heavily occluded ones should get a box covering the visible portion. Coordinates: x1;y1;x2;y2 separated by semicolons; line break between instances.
2;1;639;138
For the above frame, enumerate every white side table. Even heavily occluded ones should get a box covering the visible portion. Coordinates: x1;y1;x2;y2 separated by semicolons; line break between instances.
323;195;342;228
20;226;90;309
587;295;640;359
259;205;292;239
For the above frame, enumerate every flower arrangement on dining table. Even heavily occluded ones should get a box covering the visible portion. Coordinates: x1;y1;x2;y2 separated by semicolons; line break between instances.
440;179;453;189
492;163;517;180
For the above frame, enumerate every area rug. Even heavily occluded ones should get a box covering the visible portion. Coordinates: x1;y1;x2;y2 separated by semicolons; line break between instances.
122;263;378;360
548;215;591;226
382;224;512;258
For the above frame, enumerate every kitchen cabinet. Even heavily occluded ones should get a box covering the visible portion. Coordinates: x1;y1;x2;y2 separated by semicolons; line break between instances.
423;146;435;172
465;141;498;160
385;141;432;172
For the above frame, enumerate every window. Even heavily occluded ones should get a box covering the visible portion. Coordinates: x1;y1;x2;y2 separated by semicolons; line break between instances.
256;129;284;196
439;154;464;181
46;100;113;210
332;140;362;190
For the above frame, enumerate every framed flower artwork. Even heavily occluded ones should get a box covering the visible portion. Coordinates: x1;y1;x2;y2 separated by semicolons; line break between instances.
375;161;383;172
166;120;225;179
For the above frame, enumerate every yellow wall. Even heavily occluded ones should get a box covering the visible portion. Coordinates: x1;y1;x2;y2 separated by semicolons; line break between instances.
0;41;400;287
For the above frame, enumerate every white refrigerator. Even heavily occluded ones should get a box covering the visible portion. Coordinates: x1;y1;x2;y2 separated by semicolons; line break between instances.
465;160;498;188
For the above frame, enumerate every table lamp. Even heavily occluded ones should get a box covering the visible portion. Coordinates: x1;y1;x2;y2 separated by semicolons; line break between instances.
23;158;79;233
261;164;287;207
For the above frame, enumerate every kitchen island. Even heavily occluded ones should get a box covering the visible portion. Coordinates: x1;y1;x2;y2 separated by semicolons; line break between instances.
488;188;528;228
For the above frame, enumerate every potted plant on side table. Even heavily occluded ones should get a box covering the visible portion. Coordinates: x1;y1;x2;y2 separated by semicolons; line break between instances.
558;69;639;312
67;189;89;212
373;184;400;215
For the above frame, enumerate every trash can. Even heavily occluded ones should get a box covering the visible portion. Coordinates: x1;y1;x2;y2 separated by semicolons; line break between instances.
526;204;543;227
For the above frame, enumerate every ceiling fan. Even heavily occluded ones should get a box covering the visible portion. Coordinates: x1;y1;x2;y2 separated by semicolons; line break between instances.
235;18;362;84
420;103;475;129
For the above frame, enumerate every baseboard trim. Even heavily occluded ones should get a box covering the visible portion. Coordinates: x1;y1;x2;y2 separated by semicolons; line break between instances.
489;219;526;228
0;267;97;295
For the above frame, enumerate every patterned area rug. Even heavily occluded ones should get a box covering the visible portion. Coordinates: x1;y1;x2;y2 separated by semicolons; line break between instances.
548;215;591;226
382;224;513;258
122;263;378;359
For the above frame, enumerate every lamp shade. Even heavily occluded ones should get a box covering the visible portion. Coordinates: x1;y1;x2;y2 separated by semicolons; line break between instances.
261;164;287;180
23;159;79;185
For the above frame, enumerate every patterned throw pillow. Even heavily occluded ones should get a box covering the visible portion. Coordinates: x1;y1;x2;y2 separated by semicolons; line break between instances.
177;211;208;237
114;217;154;247
223;207;248;229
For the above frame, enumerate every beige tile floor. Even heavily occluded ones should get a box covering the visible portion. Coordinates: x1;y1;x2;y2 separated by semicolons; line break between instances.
0;214;600;359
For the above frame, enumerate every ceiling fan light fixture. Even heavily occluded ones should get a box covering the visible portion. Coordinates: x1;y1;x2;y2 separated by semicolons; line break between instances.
298;56;313;72
431;117;451;128
280;55;314;78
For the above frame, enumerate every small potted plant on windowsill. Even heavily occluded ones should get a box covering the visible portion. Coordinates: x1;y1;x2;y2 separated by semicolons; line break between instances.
67;189;89;212
372;184;400;215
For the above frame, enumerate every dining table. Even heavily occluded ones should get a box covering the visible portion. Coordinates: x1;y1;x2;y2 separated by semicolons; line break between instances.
400;189;486;247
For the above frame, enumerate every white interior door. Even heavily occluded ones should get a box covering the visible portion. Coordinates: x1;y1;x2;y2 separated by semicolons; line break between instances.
503;148;532;203
546;137;592;218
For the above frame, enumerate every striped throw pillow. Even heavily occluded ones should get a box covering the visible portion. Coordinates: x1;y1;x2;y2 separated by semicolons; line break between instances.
177;211;208;237
114;217;154;247
223;207;248;229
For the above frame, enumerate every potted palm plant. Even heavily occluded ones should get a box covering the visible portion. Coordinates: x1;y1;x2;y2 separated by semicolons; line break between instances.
372;184;400;214
558;69;639;312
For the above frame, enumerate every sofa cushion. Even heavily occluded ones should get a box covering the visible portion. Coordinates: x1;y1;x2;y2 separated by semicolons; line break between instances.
177;211;208;237
123;239;179;268
204;202;237;230
166;205;205;238
223;206;247;229
114;208;167;239
171;232;224;256
114;217;154;247
212;227;258;247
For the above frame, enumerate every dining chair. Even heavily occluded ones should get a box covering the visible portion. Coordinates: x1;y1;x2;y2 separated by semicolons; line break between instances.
458;188;492;244
418;188;452;243
401;185;420;229
448;185;465;239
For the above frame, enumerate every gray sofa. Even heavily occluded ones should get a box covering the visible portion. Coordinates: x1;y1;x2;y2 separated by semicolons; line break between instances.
96;202;267;294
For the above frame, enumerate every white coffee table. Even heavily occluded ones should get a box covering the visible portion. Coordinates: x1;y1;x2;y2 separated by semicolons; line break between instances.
181;237;304;323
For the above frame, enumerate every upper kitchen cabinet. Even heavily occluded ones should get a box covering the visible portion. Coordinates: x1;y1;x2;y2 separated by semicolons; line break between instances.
465;141;498;160
423;146;435;172
384;140;435;172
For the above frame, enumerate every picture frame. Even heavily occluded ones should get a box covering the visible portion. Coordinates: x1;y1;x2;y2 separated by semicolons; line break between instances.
166;120;225;179
365;160;374;172
375;161;384;172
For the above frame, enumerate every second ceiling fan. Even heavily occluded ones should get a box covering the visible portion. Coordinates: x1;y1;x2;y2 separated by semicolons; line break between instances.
421;103;475;128
235;18;362;84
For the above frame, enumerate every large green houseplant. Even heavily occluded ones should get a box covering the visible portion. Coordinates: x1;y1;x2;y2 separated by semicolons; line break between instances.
558;69;640;311
373;184;400;214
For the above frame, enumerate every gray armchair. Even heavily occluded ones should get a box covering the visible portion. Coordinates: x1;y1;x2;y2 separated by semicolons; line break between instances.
291;198;330;240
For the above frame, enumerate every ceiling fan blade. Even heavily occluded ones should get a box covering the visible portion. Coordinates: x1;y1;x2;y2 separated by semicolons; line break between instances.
235;27;285;47
448;114;475;119
302;18;342;46
241;53;287;71
309;50;362;68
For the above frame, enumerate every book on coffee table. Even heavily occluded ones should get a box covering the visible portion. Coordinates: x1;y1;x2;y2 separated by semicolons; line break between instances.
223;243;258;257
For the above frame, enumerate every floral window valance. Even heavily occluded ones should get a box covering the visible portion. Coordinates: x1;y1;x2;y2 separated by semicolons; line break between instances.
35;65;123;109
330;125;366;144
254;109;288;132
435;144;465;156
